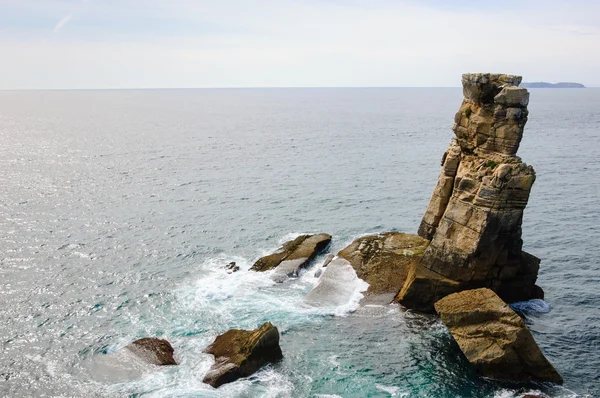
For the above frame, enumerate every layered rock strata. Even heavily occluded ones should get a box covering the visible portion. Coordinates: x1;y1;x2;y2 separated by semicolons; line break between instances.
398;73;542;311
435;288;562;383
203;322;283;388
250;234;331;282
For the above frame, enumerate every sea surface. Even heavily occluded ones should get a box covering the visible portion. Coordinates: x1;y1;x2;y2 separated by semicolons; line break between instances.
0;88;598;397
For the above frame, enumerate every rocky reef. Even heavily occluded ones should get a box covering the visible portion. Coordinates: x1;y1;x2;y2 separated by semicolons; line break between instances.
203;322;283;388
397;73;542;312
435;288;562;384
251;233;331;282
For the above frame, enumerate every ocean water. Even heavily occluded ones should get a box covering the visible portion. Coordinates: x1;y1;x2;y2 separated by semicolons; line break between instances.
0;88;598;397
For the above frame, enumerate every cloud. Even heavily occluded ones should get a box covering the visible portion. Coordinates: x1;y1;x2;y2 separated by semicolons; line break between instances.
53;13;73;33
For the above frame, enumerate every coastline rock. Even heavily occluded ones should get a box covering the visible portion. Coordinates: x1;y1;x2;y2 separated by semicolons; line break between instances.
338;232;428;301
125;338;177;366
202;322;283;388
250;234;331;282
398;73;543;311
434;288;562;384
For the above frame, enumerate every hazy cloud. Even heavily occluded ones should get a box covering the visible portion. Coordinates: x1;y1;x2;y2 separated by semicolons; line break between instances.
53;13;73;33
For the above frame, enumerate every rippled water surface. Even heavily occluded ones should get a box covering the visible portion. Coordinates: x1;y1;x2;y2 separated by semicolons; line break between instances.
1;88;599;397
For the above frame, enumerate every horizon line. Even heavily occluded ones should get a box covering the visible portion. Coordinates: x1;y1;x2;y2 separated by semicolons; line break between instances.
1;85;597;91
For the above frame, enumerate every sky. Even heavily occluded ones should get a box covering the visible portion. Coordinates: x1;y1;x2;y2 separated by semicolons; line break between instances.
0;0;599;89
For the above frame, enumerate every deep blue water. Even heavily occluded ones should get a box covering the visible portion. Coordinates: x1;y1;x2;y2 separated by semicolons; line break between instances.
0;88;598;397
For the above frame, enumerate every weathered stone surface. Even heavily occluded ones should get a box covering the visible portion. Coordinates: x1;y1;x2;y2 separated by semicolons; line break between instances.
203;322;283;388
125;338;177;366
337;232;429;300
399;73;542;311
250;234;331;281
434;288;562;384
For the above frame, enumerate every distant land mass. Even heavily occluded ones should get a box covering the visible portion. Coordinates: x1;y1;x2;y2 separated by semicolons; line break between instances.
521;82;586;88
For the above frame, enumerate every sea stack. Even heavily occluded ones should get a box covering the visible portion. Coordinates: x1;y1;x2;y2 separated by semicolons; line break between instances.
397;73;542;312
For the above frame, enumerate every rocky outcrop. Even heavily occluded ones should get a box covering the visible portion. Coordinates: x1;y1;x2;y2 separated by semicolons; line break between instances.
338;232;428;301
250;234;331;282
397;73;543;311
125;338;177;366
203;322;283;388
434;288;562;384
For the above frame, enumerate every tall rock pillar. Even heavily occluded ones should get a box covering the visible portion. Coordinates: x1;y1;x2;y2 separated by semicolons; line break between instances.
397;73;542;312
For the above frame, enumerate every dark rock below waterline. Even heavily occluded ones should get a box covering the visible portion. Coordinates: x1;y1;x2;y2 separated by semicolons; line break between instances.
338;232;428;300
125;338;177;366
250;233;331;282
225;261;239;273
202;322;283;388
434;288;562;384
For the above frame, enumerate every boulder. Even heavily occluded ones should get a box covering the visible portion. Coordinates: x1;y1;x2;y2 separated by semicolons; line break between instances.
250;234;331;282
338;232;428;301
202;322;283;388
125;338;177;366
398;73;544;311
434;288;562;384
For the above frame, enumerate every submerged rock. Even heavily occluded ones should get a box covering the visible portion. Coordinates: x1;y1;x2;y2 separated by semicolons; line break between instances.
125;338;177;366
225;261;239;273
90;338;176;383
338;232;428;302
202;322;283;388
398;73;544;312
250;233;331;282
434;288;562;384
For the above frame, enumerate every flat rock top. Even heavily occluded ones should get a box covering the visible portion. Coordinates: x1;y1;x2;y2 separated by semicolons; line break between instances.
338;232;429;296
434;288;523;327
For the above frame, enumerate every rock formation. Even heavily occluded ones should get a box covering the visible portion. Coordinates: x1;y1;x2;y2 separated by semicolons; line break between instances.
338;232;428;301
434;288;562;383
397;73;542;312
125;338;177;366
202;322;283;388
250;234;331;282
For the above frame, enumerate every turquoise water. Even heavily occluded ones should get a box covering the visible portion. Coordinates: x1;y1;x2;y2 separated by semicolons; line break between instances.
0;88;598;397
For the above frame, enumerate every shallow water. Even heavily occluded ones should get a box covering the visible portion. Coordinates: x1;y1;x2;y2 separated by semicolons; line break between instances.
0;88;598;397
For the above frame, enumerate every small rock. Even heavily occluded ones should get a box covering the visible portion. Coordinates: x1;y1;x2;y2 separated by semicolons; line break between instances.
125;338;177;366
251;234;331;282
225;261;239;273
203;322;283;388
314;268;323;278
322;253;335;267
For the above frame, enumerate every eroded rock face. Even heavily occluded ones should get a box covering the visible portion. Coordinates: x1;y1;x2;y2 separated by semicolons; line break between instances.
434;288;562;384
203;322;283;388
250;234;331;282
125;338;177;366
398;73;542;311
338;232;428;301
